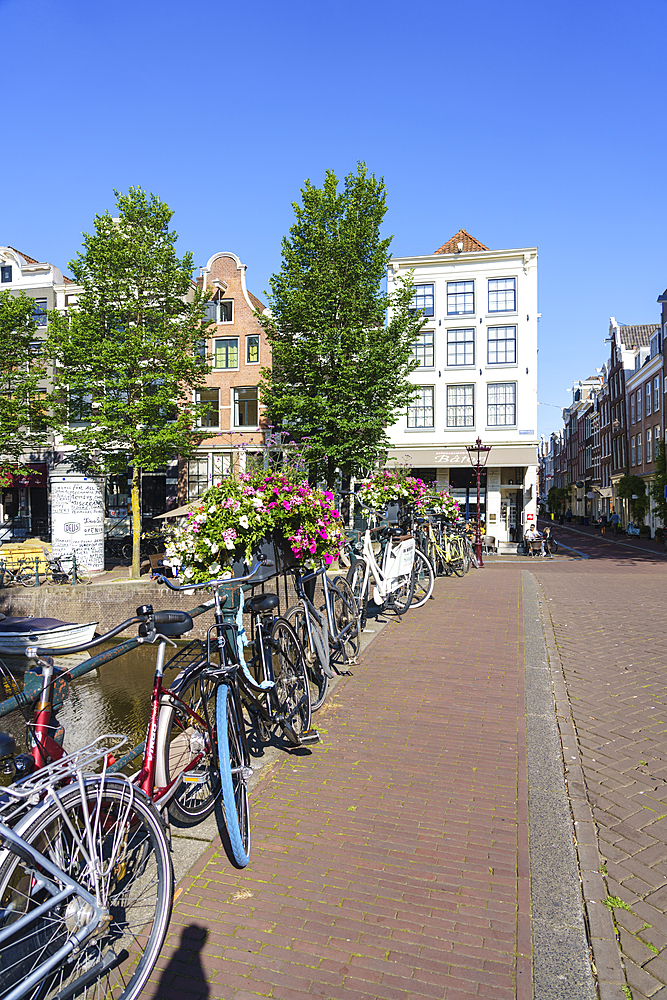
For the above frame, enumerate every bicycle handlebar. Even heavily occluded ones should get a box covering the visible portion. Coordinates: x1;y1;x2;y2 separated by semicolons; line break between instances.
154;556;271;593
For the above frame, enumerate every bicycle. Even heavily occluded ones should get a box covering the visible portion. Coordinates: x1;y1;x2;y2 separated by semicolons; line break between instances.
283;564;361;711
24;550;92;586
0;558;38;588
344;495;416;626
0;732;173;1000
156;561;317;868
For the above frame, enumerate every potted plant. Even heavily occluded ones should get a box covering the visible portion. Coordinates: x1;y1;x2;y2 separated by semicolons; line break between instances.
360;469;460;521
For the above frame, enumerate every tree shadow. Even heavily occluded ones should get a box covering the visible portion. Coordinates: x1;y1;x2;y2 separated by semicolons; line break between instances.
156;923;210;999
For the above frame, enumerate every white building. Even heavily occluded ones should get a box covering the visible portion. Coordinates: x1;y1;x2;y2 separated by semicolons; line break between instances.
386;229;539;545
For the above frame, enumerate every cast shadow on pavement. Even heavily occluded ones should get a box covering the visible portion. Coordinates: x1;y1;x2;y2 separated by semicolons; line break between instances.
156;924;210;999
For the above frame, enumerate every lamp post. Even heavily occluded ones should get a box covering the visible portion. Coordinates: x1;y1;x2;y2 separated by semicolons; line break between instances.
466;437;491;568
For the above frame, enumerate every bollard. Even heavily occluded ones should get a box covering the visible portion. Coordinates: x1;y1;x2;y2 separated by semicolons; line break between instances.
34;556;40;586
0;560;4;588
71;551;78;586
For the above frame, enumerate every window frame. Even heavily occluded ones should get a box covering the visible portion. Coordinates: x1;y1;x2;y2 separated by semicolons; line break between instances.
196;388;220;429
487;325;517;366
0;265;12;283
213;337;239;370
411;284;435;317
637;433;642;465
646;428;652;463
32;298;48;328
407;386;435;429
246;335;260;365
654;375;661;412
233;386;259;428
487;277;516;313
446;280;475;316
446;383;475;427
446;327;474;367
486;382;517;428
219;299;234;323
630;435;635;466
630;395;635;424
413;329;435;368
636;390;642;422
646;382;652;417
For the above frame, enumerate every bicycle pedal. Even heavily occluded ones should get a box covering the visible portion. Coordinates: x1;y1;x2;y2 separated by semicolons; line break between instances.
299;728;320;745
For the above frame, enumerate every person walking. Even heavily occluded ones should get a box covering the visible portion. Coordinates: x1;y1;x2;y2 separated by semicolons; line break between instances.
600;513;607;537
610;509;620;536
566;508;573;524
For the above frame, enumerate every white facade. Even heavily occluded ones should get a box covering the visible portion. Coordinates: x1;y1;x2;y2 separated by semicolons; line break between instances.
386;232;539;544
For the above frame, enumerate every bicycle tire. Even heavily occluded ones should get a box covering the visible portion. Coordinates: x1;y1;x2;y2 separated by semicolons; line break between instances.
410;549;435;609
285;604;329;711
155;668;220;826
74;565;92;585
389;571;415;615
330;577;361;664
19;569;39;588
269;617;311;743
449;537;465;577
0;778;172;1000
346;559;369;631
216;683;251;867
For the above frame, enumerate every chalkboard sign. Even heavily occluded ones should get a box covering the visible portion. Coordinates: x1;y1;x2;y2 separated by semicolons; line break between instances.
50;476;104;572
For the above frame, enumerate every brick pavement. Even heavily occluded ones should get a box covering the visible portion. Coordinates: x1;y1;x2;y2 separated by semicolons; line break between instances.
532;534;667;999
142;566;531;1000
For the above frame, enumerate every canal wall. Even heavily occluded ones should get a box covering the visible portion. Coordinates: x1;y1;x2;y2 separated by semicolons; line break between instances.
0;575;299;638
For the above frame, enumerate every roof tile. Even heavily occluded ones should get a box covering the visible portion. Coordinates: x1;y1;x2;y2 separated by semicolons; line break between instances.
433;229;489;254
618;324;659;348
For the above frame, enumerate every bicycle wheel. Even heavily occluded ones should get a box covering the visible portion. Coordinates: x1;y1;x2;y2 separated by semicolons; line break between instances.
216;683;251;867
19;569;40;587
269;617;311;743
389;571;415;615
0;778;172;1000
410;549;435;609
74;564;92;585
155;667;220;826
285;604;329;711
346;558;369;631
450;538;465;577
330;577;361;664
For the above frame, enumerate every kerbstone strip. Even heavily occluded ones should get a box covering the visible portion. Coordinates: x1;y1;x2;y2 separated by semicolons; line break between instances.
141;566;528;1000
522;570;596;999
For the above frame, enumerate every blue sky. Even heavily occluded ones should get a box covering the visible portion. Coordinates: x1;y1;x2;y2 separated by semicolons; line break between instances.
2;0;665;438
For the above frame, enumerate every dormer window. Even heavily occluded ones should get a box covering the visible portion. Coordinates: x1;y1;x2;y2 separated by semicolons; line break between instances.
0;265;11;283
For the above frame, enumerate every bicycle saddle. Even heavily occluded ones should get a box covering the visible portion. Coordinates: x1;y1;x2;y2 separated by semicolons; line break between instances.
0;731;16;758
245;593;279;615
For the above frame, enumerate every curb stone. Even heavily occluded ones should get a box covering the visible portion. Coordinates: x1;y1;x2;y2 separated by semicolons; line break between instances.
532;571;629;999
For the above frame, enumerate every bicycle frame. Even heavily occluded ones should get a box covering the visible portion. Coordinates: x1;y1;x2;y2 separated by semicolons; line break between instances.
358;521;415;606
291;565;357;666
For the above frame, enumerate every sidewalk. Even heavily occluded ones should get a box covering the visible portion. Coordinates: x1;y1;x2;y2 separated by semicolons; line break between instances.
142;565;592;1000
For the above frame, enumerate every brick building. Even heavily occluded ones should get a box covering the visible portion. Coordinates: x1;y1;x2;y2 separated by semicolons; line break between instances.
625;327;663;530
183;252;271;500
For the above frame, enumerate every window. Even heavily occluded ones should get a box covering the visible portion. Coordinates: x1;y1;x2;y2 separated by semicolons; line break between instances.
446;384;474;426
69;390;92;424
636;390;642;421
488;277;516;312
32;298;47;327
197;388;219;428
234;386;258;427
487;383;516;426
195;338;208;365
447;281;474;315
630;395;635;424
655;376;661;412
631;436;635;466
613;439;618;468
0;265;11;283
30;391;48;433
212;453;231;481
246;335;260;364
637;434;642;465
487;326;516;365
214;338;239;369
188;458;209;499
413;330;435;367
411;284;434;317
446;328;474;366
407;387;434;428
646;382;652;416
219;300;233;323
655;426;661;457
646;429;652;463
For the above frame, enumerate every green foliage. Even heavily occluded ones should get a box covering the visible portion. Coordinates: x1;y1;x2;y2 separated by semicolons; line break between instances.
547;486;569;512
47;186;213;575
650;438;667;526
617;474;649;523
0;291;46;486
257;163;423;487
604;895;632;912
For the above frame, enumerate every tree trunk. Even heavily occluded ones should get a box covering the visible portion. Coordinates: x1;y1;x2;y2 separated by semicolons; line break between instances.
326;456;336;490
130;462;141;579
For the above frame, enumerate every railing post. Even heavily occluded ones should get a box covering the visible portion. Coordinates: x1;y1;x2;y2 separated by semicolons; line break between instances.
71;552;78;586
34;556;40;586
0;560;4;588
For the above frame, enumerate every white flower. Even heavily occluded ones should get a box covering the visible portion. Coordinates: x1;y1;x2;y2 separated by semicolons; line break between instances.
208;563;221;574
210;542;219;554
239;515;250;529
184;567;194;579
252;497;264;508
209;505;217;513
221;570;232;580
225;538;235;550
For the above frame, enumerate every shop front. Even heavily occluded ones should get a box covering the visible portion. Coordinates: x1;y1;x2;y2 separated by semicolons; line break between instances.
0;463;49;540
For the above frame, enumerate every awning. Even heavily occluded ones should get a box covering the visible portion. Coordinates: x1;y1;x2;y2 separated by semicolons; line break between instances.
386;444;538;468
153;503;195;519
2;463;47;488
596;487;613;498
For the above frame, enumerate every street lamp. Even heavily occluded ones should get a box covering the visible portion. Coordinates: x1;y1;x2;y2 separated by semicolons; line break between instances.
466;437;492;568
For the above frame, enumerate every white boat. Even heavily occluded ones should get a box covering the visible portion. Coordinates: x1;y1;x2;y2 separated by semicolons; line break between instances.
0;617;98;651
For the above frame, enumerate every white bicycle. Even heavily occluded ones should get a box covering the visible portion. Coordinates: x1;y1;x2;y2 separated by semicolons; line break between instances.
344;496;417;628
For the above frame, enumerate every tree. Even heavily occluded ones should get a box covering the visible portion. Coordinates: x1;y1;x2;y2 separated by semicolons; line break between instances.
547;486;569;514
47;187;213;577
616;474;649;524
0;291;46;487
257;163;423;487
649;438;667;527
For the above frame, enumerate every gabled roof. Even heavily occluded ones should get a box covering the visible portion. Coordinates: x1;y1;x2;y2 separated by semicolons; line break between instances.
247;290;266;313
617;324;659;348
6;246;39;265
433;229;489;254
